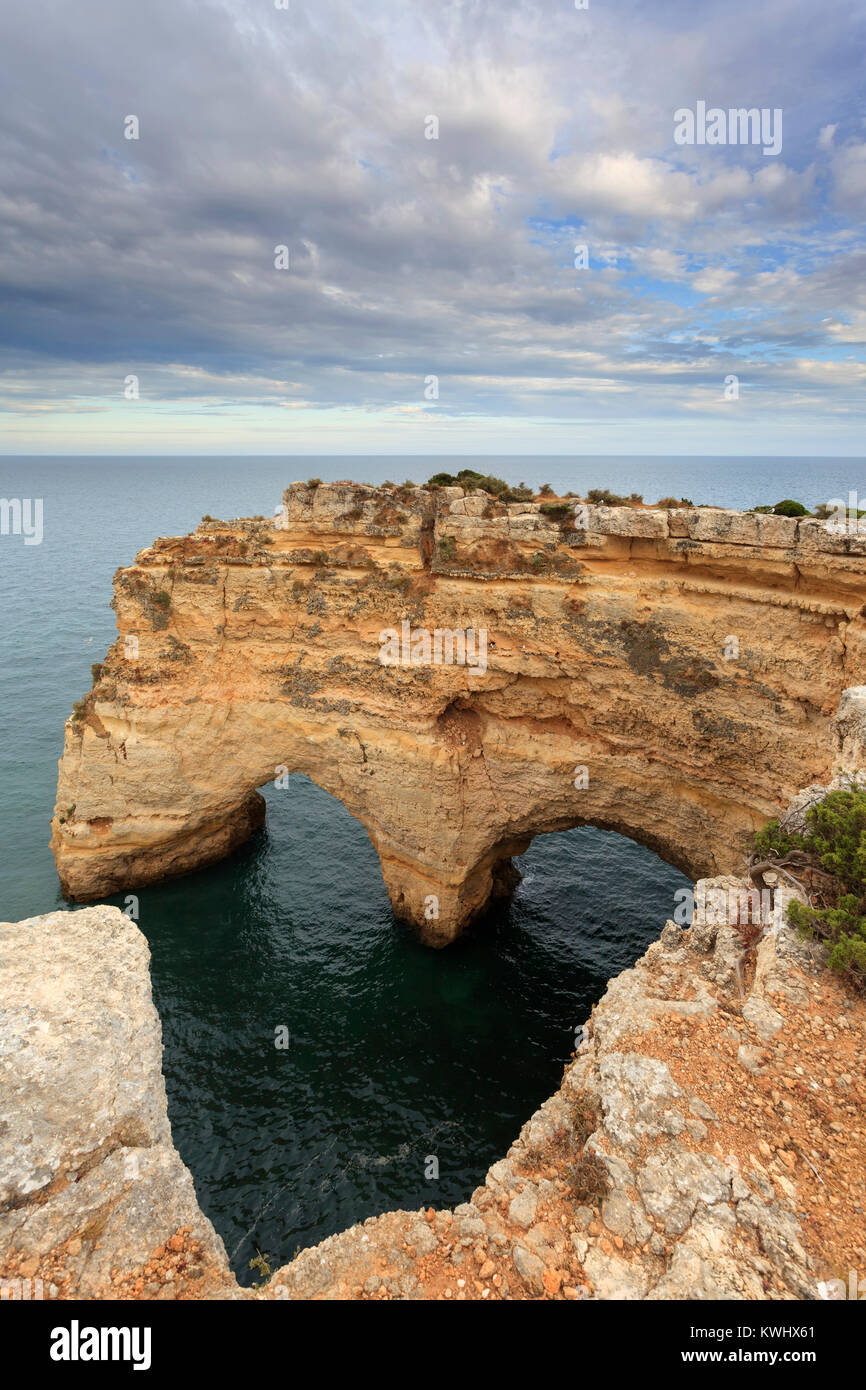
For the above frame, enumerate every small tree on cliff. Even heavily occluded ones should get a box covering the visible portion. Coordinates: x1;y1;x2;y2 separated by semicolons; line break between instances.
751;788;866;988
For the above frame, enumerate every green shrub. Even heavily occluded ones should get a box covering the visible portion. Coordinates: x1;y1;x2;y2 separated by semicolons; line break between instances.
153;589;171;610
426;468;531;501
753;789;866;988
753;499;809;517
458;469;505;495
249;1250;272;1287
306;477;322;488
502;485;534;502
772;499;809;517
438;535;456;561
752;817;803;861
587;487;627;506
539;502;574;521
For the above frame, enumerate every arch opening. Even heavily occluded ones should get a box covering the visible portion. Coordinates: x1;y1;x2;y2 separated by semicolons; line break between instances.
120;772;689;1283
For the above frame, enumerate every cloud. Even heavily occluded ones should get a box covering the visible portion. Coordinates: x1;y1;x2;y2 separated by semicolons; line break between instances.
0;0;863;452
831;142;866;214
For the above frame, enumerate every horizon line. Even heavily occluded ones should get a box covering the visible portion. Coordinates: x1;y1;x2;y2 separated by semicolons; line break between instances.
2;453;865;462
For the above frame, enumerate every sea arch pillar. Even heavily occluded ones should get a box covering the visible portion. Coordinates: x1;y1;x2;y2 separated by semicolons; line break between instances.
51;688;786;947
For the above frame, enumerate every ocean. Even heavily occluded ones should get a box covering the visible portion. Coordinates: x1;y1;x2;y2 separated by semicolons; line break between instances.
0;454;855;1281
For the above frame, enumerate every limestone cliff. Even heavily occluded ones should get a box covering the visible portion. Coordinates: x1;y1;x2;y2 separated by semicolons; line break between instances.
259;890;866;1302
4;893;863;1301
0;907;234;1300
51;483;866;943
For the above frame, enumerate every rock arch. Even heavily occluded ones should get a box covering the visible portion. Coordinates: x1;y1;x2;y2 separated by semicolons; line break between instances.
52;483;866;944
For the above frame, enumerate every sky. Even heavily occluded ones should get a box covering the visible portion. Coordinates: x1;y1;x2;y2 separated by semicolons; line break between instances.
1;0;865;456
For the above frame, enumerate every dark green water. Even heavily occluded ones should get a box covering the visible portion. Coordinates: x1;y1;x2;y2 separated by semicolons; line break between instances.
96;781;687;1281
3;453;774;1283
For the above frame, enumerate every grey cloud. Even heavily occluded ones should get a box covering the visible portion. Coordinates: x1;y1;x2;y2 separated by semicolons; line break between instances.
0;0;864;442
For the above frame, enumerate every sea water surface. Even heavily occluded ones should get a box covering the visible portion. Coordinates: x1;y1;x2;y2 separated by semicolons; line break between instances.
0;455;857;1281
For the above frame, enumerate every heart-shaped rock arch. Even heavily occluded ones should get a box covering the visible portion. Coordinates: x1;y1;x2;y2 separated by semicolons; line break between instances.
52;482;866;944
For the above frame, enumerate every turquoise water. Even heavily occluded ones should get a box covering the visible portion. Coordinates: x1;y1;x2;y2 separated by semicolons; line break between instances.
0;454;851;1281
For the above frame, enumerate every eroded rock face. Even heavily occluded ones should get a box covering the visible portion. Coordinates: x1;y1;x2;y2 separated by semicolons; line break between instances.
51;483;866;943
259;882;863;1302
0;907;234;1299
3;887;862;1301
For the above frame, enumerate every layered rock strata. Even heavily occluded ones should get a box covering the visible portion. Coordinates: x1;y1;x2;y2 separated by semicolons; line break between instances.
52;483;866;943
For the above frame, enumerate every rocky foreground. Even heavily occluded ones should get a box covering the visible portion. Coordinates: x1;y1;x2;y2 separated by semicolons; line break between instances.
0;907;232;1300
2;890;863;1301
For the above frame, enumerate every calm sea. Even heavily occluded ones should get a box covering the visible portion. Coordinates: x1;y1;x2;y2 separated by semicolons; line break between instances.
0;454;854;1280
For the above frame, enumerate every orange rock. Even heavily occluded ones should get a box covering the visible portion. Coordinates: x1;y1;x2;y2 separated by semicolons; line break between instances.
53;487;849;945
542;1268;563;1295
